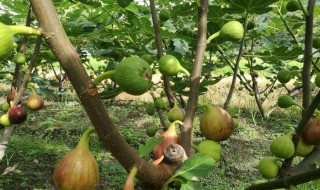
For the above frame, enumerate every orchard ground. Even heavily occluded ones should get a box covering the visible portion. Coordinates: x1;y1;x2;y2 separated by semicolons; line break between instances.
0;76;319;190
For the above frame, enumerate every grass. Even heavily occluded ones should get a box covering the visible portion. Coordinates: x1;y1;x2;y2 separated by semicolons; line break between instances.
0;77;320;189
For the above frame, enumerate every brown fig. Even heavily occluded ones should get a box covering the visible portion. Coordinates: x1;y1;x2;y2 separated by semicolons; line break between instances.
302;116;320;145
153;121;181;159
8;102;27;124
27;88;44;110
53;127;99;190
200;104;234;142
6;89;22;104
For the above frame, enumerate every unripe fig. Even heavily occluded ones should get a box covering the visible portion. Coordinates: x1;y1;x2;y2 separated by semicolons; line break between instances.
153;121;180;159
8;102;27;124
141;54;156;65
0;113;11;127
302;117;320;145
114;56;152;95
160;90;166;98
146;126;159;137
0;22;41;60
1;102;9;112
194;140;221;162
247;21;256;30
200;104;234;142
219;21;244;42
159;8;170;22
270;132;295;159
277;70;292;84
295;138;314;157
159;54;190;77
154;98;167;110
313;37;320;49
258;157;280;179
167;101;184;122
13;53;26;64
27;88;44;111
53;127;99;190
277;95;301;109
286;0;301;12
146;105;155;116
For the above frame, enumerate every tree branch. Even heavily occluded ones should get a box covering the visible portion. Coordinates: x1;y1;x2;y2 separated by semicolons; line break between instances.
181;0;208;156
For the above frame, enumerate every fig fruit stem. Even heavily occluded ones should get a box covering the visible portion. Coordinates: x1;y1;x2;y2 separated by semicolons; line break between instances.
77;127;96;150
123;166;138;190
91;70;116;87
191;143;199;152
28;86;36;95
206;31;220;44
8;25;42;36
179;66;190;77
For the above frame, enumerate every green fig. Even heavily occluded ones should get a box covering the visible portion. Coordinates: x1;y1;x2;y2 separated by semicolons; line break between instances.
114;56;152;95
141;54;156;65
159;8;170;22
270;132;295;159
200;104;234;142
159;54;190;77
194;140;221;162
1;102;9;112
286;0;301;12
154;98;167;110
160;90;166;98
258;157;280;179
146;105;155;116
146;126;159;137
0;113;11;127
0;22;41;60
247;21;256;30
277;70;292;84
313;37;320;49
277;95;301;109
13;53;26;64
167;101;184;122
219;21;244;42
295;138;314;157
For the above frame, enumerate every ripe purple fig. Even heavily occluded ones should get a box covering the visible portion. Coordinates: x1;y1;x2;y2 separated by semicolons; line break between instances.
27;88;44;111
6;89;22;104
53;127;99;190
8;102;27;124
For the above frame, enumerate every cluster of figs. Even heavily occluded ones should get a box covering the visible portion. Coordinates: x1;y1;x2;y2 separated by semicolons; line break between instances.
0;86;45;128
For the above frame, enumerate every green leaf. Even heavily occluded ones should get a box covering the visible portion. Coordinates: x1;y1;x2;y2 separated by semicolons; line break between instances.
132;17;154;34
180;181;201;190
171;153;215;180
138;136;164;159
254;47;304;61
224;0;279;14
